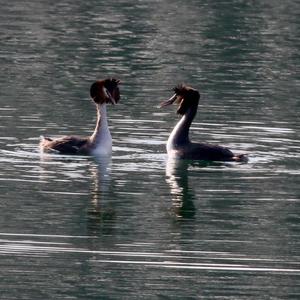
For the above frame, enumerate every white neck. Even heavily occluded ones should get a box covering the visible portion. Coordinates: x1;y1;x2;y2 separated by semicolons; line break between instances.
90;103;112;156
167;114;190;154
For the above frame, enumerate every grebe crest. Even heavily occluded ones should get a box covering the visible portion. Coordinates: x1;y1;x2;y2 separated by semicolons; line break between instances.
90;78;120;105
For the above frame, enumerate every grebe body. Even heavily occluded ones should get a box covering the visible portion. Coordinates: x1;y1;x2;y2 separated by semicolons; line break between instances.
161;85;247;162
40;78;120;156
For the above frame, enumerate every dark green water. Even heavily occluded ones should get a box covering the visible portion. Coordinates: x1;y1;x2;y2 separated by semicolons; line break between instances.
0;0;300;299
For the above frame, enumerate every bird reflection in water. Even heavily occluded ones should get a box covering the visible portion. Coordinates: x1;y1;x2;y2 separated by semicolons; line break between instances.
166;158;197;220
39;153;116;235
87;156;116;235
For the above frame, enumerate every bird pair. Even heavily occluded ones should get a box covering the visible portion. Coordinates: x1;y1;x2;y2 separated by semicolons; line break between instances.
40;78;247;162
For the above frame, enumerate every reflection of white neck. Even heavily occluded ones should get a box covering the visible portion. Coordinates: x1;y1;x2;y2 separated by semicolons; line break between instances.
166;158;182;194
90;157;112;208
90;104;112;156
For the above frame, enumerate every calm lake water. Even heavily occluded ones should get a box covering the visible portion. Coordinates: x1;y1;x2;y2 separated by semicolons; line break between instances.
1;0;300;299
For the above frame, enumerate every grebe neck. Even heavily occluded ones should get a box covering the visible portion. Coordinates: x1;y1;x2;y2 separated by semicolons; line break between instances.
167;106;197;153
90;103;112;155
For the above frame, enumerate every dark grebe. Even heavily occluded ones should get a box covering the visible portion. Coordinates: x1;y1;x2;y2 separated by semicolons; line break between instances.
40;78;120;156
160;84;247;162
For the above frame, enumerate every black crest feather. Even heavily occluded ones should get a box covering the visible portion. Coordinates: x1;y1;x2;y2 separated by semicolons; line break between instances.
173;84;186;94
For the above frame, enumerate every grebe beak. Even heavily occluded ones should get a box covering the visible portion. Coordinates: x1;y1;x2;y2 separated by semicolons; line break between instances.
103;87;117;105
160;94;178;108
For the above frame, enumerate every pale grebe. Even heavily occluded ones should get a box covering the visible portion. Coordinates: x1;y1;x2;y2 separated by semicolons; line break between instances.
160;84;247;162
40;78;120;155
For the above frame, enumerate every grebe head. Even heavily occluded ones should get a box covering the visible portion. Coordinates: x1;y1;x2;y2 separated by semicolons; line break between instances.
161;84;200;115
90;78;120;105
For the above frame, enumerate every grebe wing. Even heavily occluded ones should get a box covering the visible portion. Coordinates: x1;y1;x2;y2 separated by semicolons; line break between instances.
42;136;88;154
186;142;234;161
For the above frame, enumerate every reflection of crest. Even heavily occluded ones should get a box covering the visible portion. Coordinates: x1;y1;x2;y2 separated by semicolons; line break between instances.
166;158;196;219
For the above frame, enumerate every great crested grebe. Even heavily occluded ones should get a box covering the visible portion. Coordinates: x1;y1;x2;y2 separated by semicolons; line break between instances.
160;84;247;162
40;78;120;156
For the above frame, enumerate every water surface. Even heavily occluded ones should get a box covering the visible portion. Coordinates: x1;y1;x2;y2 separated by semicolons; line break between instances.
0;0;300;299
